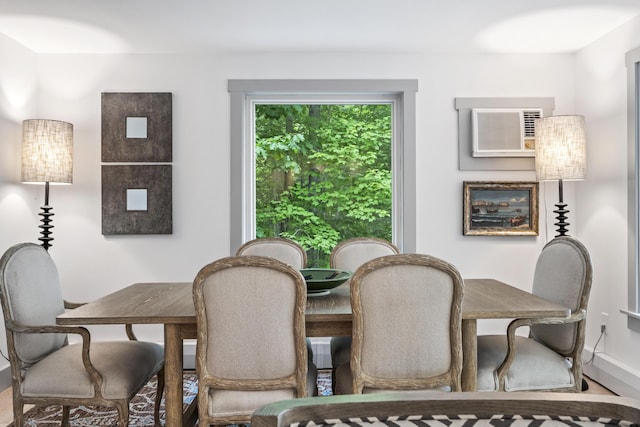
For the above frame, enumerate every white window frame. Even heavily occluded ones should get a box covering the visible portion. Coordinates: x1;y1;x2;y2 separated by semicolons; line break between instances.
228;79;418;255
625;47;640;332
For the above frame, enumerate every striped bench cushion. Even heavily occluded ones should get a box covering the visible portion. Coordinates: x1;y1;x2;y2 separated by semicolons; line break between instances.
291;414;640;427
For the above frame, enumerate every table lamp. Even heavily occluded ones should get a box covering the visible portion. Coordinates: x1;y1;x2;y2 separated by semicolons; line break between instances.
21;119;73;251
534;115;586;237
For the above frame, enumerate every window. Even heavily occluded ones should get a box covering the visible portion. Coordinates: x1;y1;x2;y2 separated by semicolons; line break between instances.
228;80;418;256
255;103;392;267
625;47;640;332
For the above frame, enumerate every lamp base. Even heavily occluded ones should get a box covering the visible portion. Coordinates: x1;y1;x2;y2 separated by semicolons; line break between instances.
553;202;569;237
38;205;54;251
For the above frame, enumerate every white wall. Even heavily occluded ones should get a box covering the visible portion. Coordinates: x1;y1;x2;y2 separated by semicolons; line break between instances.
2;36;637;394
576;15;640;396
0;33;38;378
0;33;39;246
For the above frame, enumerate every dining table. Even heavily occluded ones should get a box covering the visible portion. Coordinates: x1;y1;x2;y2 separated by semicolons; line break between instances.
57;278;570;427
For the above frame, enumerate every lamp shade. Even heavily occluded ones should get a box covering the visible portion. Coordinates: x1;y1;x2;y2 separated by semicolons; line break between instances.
534;115;586;181
21;119;73;184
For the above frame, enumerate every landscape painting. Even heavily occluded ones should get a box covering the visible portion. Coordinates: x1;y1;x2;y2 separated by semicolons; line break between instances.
463;181;538;236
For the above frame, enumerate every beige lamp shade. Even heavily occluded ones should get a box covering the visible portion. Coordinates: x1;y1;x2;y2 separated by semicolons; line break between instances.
534;115;586;181
21;119;73;184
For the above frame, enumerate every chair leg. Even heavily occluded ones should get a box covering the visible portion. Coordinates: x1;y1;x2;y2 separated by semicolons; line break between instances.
12;400;24;427
331;368;337;394
61;406;71;426
198;386;210;427
154;367;165;427
114;400;130;427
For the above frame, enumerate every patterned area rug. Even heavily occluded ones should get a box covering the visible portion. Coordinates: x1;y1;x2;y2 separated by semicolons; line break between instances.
9;370;332;426
317;369;332;396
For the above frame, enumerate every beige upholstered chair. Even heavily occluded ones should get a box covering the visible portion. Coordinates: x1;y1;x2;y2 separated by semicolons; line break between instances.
236;237;307;269
329;237;399;381
0;243;165;427
333;253;464;394
193;255;317;426
476;237;593;392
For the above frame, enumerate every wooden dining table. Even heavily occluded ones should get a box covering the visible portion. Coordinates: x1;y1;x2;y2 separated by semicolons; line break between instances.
57;278;570;427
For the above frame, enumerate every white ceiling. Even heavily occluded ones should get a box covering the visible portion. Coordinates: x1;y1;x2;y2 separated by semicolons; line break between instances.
0;0;639;55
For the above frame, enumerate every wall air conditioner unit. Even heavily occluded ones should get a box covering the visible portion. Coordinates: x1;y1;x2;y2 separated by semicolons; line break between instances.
471;108;543;157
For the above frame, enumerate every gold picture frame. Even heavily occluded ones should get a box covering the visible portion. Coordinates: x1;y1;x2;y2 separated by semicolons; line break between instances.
463;181;538;236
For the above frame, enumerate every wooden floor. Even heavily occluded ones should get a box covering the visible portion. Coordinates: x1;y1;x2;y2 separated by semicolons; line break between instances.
0;376;616;427
0;386;27;427
582;376;617;395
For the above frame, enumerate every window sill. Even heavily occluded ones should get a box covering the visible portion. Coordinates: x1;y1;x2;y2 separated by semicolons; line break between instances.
620;309;640;332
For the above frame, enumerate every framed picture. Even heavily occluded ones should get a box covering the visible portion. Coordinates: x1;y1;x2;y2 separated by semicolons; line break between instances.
463;181;538;236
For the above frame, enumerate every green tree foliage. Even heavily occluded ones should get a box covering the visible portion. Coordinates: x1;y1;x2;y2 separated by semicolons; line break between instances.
255;104;392;267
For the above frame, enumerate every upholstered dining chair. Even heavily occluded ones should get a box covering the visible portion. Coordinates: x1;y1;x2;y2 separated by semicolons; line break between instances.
236;237;307;269
476;236;593;392
329;237;400;383
333;253;464;394
0;243;165;427
193;255;317;427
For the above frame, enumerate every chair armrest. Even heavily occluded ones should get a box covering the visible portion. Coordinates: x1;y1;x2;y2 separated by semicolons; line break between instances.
6;321;106;396
125;324;138;341
494;309;585;390
7;320;93;343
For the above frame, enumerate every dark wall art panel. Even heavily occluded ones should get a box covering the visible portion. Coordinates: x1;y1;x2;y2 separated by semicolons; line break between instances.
101;92;172;162
102;165;172;235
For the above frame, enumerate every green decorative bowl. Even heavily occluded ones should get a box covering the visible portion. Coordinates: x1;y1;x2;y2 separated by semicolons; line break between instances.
300;268;351;296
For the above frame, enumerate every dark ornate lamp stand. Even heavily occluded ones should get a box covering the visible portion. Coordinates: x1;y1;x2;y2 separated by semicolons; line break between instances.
554;179;569;237
38;182;54;251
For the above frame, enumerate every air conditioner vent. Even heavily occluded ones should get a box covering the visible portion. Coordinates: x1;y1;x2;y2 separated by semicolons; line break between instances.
523;110;542;138
471;108;543;158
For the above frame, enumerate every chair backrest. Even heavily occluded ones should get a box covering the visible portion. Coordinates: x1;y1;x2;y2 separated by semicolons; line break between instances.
0;243;67;366
236;237;307;269
350;253;464;393
193;255;309;420
330;237;399;272
530;237;593;355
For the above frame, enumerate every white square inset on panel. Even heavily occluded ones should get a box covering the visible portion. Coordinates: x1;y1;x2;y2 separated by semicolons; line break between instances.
126;117;148;138
126;189;148;211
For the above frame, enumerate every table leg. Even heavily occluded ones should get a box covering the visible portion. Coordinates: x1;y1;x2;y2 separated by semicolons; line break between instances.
164;324;184;427
461;319;477;391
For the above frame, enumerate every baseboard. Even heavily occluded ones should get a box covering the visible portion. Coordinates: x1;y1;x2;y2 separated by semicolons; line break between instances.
184;340;196;369
0;365;10;390
308;337;332;369
582;345;640;399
